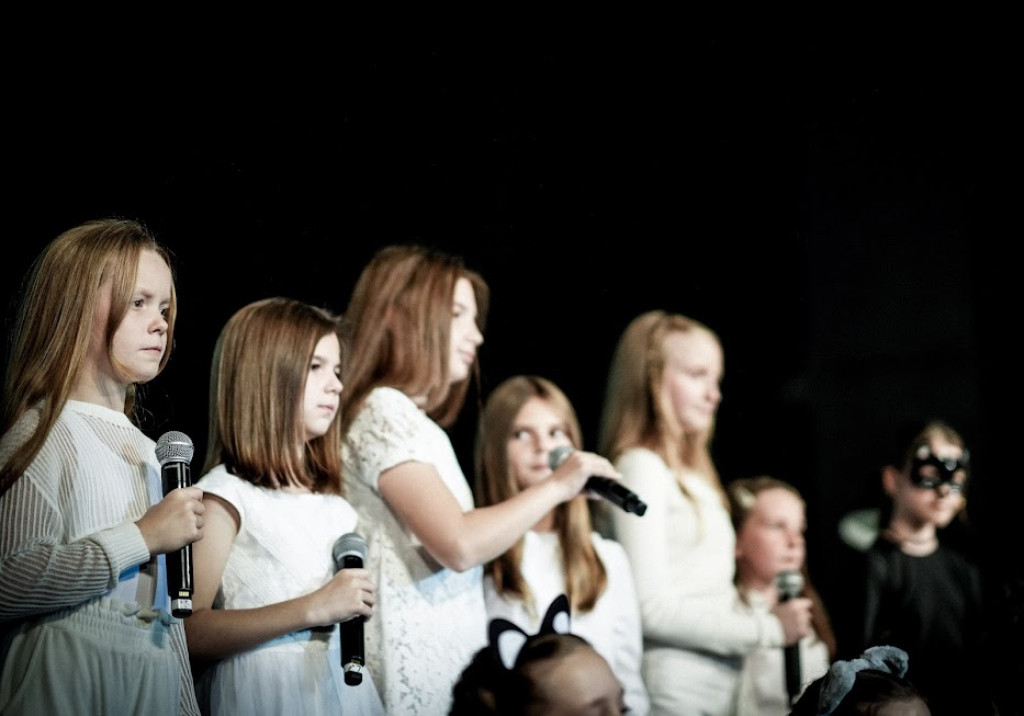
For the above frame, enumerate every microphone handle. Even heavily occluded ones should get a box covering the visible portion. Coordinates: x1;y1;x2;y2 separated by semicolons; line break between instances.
779;587;801;702
162;460;194;618
340;554;365;685
784;643;801;701
586;477;648;516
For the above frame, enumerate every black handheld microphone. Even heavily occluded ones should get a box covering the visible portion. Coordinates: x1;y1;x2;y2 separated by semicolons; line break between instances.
333;532;368;686
777;569;805;704
548;446;648;516
155;431;195;618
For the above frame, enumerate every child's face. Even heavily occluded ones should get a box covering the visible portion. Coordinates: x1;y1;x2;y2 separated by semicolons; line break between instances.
448;276;483;385
659;329;723;435
302;332;343;441
104;249;173;387
506;397;573;491
891;435;967;528
734;487;806;590
522;646;626;716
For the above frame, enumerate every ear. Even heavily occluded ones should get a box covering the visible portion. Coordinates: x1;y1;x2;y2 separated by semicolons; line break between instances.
881;466;900;498
489;618;529;670
538;593;571;635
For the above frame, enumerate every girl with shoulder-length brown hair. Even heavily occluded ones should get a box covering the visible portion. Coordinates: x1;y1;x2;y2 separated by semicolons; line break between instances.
186;297;384;715
338;245;621;715
202;297;347;493
597;310;812;716
0;218;203;715
476;375;650;714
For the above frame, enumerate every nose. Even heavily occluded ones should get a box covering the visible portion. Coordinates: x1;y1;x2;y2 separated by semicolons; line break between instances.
709;382;722;404
536;433;559;454
469;321;484;347
152;311;169;334
328;375;343;394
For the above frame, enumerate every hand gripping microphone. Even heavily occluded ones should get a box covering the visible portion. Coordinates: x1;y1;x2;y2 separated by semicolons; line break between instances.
777;569;805;704
333;532;368;685
548;446;648;516
155;431;195;618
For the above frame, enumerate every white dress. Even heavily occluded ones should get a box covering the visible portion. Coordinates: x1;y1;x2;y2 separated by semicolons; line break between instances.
0;400;198;716
734;589;831;716
484;530;651;715
193;466;385;716
609;448;785;716
342;387;488;716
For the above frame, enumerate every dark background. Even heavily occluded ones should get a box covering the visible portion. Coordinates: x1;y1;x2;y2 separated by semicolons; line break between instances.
2;34;1017;670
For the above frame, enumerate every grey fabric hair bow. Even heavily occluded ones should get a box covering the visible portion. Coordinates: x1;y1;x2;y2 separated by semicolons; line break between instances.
817;645;909;715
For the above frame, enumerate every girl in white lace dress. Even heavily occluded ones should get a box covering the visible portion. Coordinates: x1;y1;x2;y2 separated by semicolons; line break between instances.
186;298;384;716
338;246;619;715
0;219;204;716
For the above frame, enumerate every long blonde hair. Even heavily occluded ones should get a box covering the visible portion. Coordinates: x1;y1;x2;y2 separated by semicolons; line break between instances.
475;376;607;616
1;219;176;495
598;310;725;505
203;297;345;494
339;245;489;433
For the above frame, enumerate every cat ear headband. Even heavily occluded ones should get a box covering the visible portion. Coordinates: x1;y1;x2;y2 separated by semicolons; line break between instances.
817;645;910;715
488;594;572;670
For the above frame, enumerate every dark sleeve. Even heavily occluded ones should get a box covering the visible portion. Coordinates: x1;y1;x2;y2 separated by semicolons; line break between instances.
860;545;891;649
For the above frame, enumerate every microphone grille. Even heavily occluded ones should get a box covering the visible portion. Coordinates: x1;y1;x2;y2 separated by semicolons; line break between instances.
548;445;575;470
155;431;194;466
776;570;805;599
333;532;367;566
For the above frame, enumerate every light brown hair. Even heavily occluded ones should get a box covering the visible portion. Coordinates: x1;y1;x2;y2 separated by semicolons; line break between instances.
339;245;489;433
598;310;725;506
1;218;176;495
475;376;608;616
728;475;838;659
203;297;345;494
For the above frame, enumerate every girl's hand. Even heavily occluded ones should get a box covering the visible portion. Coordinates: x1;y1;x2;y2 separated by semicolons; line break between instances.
546;448;622;504
136;486;205;556
303;567;375;628
772;596;813;646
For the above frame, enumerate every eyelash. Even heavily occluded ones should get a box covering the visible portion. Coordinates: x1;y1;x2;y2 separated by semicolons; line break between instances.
132;298;169;317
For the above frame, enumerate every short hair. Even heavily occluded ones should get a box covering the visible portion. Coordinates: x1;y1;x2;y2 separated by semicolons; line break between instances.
450;631;596;715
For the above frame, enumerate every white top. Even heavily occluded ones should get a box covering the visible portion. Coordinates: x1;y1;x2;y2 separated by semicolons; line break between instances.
609;447;785;716
484;530;651;715
734;589;831;716
0;400;198;715
193;466;385;716
342;387;487;715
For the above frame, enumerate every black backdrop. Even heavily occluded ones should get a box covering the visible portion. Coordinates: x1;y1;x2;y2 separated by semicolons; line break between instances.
2;35;1017;662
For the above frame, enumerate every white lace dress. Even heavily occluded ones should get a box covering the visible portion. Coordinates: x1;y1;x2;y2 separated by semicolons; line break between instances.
342;387;488;716
193;467;385;716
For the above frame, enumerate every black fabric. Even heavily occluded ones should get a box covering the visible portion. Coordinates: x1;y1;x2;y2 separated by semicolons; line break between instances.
857;537;996;716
